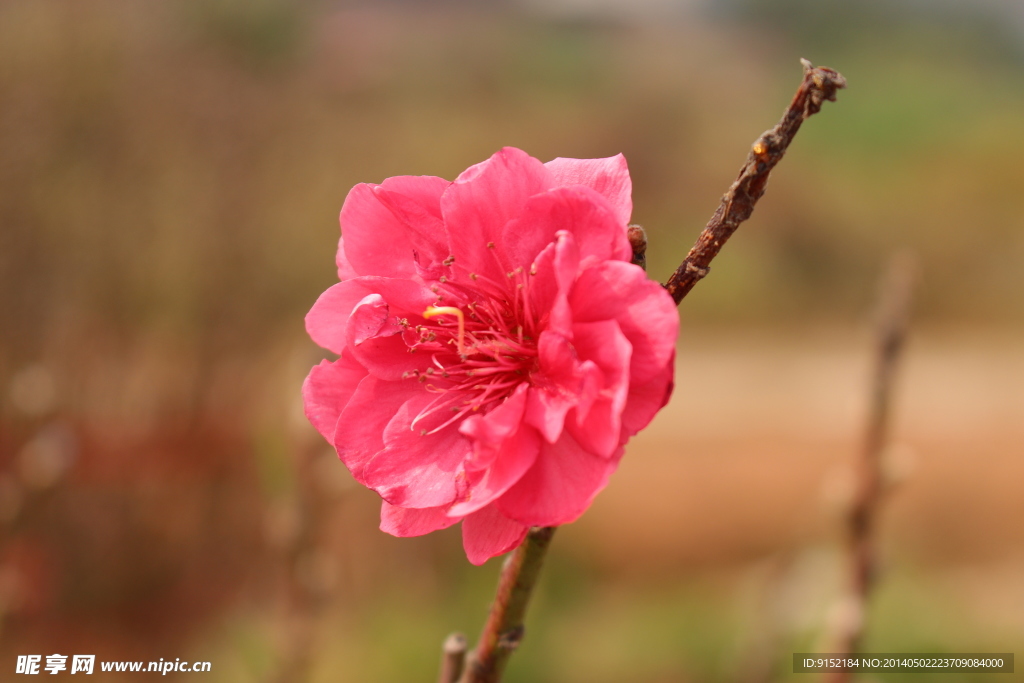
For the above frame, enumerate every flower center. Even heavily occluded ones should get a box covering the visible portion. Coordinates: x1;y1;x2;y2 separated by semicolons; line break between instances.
399;276;539;434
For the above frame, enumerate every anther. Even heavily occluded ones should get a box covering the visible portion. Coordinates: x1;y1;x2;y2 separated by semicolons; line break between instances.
487;242;495;249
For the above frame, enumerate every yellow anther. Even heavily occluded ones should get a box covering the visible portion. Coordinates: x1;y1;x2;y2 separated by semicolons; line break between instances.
423;306;466;355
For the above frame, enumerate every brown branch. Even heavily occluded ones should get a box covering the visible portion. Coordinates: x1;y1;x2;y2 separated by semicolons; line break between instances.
663;58;846;304
457;526;556;683
826;253;916;683
438;632;468;683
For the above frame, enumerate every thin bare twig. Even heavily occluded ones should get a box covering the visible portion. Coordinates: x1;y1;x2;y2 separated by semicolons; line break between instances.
663;59;846;304
438;632;468;683
457;527;556;683
826;253;916;683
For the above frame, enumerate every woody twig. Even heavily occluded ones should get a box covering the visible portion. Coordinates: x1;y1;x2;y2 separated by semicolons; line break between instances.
456;526;556;683
664;59;846;304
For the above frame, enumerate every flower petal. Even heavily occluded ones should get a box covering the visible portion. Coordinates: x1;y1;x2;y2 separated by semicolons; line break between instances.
305;277;435;355
545;154;632;226
305;282;368;354
348;333;433;382
302;353;368;442
524;331;583;443
334;376;422;481
566;319;632;458
620;358;675;438
528;231;579;337
340;176;449;279
380;501;461;537
362;392;472;508
497;431;622;527
336;236;359;280
448;424;540;517
443;147;552;285
451;386;540;517
373;176;451;278
459;384;530;470
502;186;631;271
346;293;397;346
462;503;529;566
569;260;678;384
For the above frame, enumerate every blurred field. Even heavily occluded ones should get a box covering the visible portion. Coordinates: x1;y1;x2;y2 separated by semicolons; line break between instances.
1;1;1023;681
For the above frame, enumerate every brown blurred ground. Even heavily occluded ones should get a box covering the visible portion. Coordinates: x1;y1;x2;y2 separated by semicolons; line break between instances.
1;1;1023;681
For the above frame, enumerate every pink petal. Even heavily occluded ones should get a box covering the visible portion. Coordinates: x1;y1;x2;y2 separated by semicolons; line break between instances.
305;281;369;354
462;503;530;566
524;331;583;443
569;261;678;384
442;147;552;285
528;231;579;337
565;320;632;458
334;376;422;481
497;431;622;527
620;359;675;438
346;293;397;346
343;294;434;382
362;392;472;508
348;332;433;382
459;383;530;470
336;236;359;280
305;277;435;355
545;154;633;226
373;176;451;278
380;501;461;537
302;353;368;442
451;386;540;517
340;176;449;279
502;186;631;271
448;423;540;517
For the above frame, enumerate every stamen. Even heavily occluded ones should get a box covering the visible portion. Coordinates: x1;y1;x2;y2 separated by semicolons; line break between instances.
423;305;466;355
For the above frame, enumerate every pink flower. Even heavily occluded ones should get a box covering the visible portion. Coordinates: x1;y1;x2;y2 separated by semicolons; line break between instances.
303;147;678;565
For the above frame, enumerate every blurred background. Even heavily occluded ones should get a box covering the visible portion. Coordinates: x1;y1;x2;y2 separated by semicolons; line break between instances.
1;0;1022;681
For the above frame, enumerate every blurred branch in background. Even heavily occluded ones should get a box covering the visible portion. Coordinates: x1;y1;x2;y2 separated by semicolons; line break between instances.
826;253;917;682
